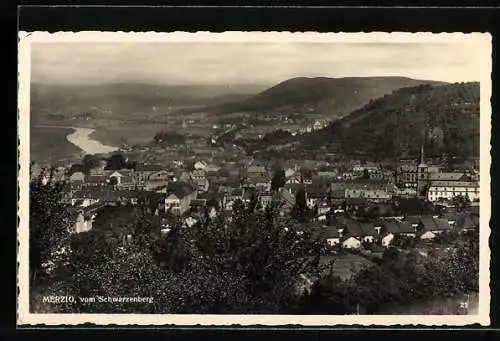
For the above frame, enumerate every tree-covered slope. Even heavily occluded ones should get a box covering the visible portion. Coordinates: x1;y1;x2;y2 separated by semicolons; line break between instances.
301;82;480;159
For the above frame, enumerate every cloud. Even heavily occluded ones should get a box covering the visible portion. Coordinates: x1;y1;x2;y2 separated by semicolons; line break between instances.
31;41;483;85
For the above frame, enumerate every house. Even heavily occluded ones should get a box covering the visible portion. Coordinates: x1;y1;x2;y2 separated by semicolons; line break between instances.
184;216;198;228
164;182;197;215
221;188;244;210
247;165;268;178
195;178;210;193
305;186;329;209
428;172;467;181
286;173;302;185
455;212;479;233
322;226;341;246
277;188;296;214
352;162;379;173
343;220;364;239
84;174;108;187
247;173;271;192
284;168;296;178
359;223;376;243
427;180;479;203
72;200;109;233
379;219;415;246
317;202;331;215
397;221;417;237
259;193;273;209
441;212;458;227
414;215;453;239
419;230;437;240
300;170;313;185
381;232;394;247
108;170;135;189
345;197;368;213
145;170;171;191
69;172;85;189
135;163;164;185
342;236;362;249
191;169;206;181
70;172;85;182
116;175;135;190
369;170;395;181
205;163;221;174
194;160;208;170
316;170;338;180
70;189;101;207
344;181;394;202
395;164;418;188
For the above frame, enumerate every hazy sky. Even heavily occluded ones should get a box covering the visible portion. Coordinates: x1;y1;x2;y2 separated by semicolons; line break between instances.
31;41;483;85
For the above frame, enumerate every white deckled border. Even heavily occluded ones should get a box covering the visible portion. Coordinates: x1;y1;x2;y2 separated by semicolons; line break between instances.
17;31;492;326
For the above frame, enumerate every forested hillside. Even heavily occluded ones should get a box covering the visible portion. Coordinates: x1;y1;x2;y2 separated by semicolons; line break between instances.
301;82;480;160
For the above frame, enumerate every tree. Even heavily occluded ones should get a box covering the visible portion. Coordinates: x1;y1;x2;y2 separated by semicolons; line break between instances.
451;194;471;212
68;164;85;175
271;169;286;191
182;203;331;313
105;152;127;170
295;188;307;211
291;188;311;222
29;170;71;286
82;154;100;174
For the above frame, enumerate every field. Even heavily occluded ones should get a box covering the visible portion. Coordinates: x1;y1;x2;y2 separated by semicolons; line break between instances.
30;126;83;163
88;121;214;147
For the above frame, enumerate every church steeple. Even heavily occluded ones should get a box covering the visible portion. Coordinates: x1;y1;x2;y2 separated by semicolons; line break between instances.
420;143;425;165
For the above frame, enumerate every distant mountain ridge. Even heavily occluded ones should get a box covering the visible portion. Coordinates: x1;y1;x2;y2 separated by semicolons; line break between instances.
172;76;446;119
299;82;480;160
29;82;266;123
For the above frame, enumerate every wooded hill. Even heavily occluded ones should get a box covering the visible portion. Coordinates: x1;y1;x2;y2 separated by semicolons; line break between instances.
300;82;480;160
173;77;445;120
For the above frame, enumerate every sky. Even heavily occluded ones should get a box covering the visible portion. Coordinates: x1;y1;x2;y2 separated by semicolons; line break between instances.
31;41;484;86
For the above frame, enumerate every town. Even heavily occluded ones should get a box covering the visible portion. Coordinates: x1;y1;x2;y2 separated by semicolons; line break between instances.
31;140;480;252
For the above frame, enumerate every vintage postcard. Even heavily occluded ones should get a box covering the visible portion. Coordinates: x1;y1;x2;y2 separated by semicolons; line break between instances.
17;31;492;326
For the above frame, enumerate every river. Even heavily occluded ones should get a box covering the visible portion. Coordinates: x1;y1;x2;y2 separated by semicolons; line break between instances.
66;127;119;155
35;125;119;155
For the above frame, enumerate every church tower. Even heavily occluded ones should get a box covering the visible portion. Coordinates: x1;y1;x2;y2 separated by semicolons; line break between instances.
417;143;429;197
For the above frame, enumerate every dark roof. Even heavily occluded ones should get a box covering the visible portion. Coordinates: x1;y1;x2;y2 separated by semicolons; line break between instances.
434;218;452;231
312;226;340;240
120;176;134;184
167;182;196;199
420;216;437;231
383;220;400;234
306;186;329;198
398;221;415;233
136;163;163;172
345;197;368;205
467;205;480;216
191;199;207;207
344;220;364;237
405;215;423;225
359;223;376;236
455;213;478;231
278;188;296;207
86;175;107;183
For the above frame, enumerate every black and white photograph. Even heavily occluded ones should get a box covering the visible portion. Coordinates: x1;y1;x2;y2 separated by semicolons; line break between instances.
17;31;491;326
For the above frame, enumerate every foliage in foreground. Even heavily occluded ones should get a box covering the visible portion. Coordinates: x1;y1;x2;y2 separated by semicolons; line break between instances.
30;177;479;314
